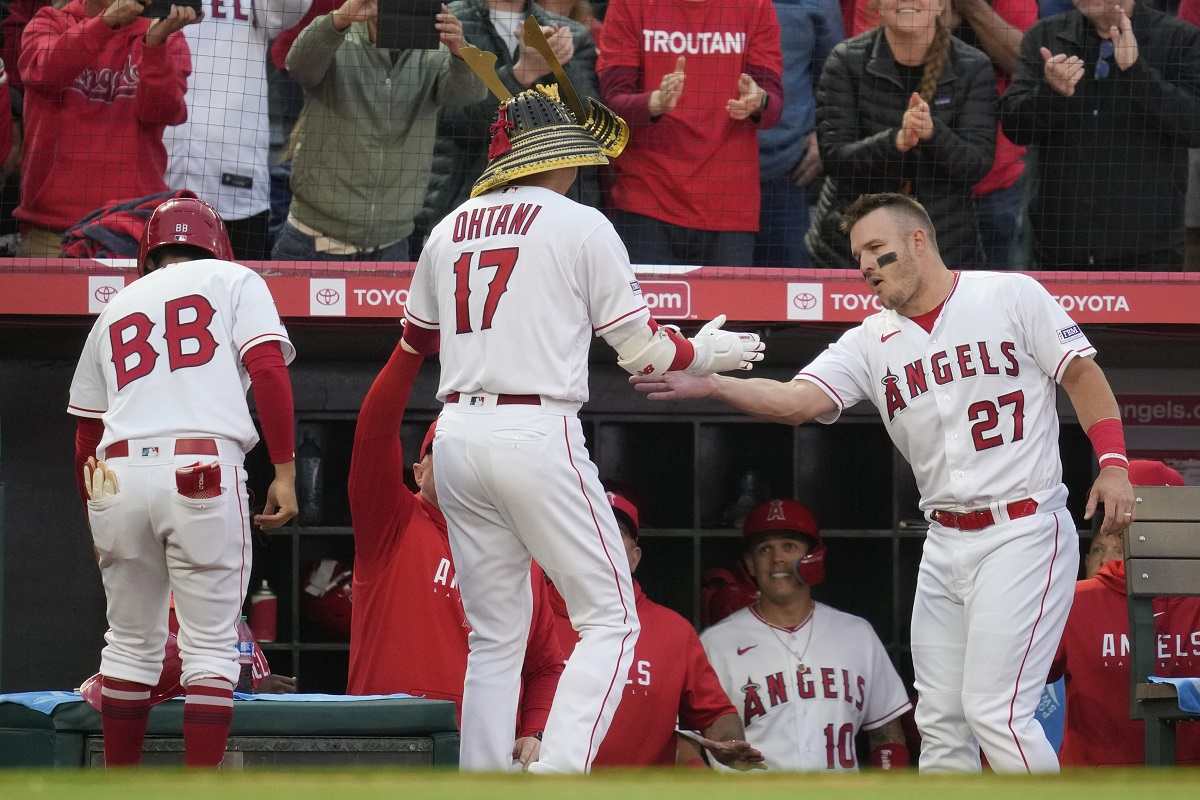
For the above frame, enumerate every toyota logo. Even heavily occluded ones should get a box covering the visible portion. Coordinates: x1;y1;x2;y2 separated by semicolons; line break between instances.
315;287;341;306
94;285;118;304
792;292;817;311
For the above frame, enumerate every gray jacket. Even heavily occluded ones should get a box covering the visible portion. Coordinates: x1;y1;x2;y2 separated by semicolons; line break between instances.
287;14;485;248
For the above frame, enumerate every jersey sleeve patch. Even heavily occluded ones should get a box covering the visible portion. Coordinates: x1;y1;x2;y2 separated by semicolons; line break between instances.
1056;324;1083;343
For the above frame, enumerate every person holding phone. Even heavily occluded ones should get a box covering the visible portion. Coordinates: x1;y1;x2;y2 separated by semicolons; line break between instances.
273;0;485;261
16;0;197;256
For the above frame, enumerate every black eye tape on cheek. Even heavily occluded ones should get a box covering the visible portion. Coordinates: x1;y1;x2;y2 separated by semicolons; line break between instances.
876;251;899;267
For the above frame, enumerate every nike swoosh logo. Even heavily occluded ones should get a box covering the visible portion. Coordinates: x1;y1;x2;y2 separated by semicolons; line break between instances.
881;331;901;343
737;645;757;655
1154;611;1166;617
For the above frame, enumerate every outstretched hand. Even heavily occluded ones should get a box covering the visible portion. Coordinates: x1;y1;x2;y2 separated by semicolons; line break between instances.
685;732;766;770
630;371;718;401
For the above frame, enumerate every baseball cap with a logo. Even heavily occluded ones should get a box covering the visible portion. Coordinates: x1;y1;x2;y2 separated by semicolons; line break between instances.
743;499;820;545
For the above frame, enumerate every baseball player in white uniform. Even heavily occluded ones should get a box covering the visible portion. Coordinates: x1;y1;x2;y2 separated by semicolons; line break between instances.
401;26;765;774
634;193;1136;773
67;197;297;767
702;499;911;771
163;0;312;259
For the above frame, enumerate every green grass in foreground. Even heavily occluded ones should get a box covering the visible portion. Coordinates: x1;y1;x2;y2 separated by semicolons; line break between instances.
0;768;1198;800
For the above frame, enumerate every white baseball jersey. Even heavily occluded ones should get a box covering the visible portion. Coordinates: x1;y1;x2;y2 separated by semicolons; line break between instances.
796;272;1095;512
404;184;649;402
701;604;911;771
163;0;310;221
67;260;294;454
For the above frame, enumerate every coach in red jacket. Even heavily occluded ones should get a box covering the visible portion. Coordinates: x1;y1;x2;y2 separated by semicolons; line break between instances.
545;490;761;769
348;335;564;769
1049;460;1200;766
17;0;194;255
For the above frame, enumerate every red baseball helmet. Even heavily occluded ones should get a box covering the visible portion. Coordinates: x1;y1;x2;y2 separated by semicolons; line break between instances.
743;499;826;586
138;195;234;275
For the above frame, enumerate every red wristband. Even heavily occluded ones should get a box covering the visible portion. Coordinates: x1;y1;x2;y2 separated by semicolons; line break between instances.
869;742;910;769
1086;417;1128;471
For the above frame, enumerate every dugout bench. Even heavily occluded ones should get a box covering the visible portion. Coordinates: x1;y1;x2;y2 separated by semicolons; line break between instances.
1126;486;1200;766
0;695;460;768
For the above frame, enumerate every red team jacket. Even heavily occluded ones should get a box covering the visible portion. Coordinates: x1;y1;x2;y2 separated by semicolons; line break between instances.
1049;559;1200;765
597;0;783;233
347;343;564;738
546;579;736;766
17;0;191;231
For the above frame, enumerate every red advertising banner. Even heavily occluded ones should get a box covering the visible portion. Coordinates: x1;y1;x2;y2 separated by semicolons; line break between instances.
1118;395;1200;427
1;261;1198;325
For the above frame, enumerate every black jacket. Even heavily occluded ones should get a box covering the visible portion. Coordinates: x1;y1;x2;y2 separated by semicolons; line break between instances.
419;0;599;230
807;29;996;269
1000;6;1200;268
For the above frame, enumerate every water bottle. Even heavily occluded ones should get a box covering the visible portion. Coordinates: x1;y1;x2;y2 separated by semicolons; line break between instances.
296;431;324;525
249;581;277;643
236;615;255;692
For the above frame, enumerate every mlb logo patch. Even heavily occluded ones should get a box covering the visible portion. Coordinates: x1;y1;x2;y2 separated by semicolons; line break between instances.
469;396;485;406
629;280;642;294
141;447;160;457
935;93;953;106
1057;324;1082;343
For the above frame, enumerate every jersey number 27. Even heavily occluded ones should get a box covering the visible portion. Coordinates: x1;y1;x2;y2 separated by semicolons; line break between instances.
453;248;519;334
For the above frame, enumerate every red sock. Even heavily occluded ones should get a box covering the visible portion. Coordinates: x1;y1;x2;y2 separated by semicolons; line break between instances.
183;677;234;767
100;677;152;767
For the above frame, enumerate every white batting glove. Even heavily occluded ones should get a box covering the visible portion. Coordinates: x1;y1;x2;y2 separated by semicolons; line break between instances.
685;314;765;375
84;457;120;501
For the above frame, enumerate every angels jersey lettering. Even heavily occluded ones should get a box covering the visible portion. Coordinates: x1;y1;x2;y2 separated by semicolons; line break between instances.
67;260;293;453
701;604;911;771
797;272;1095;511
404;184;648;403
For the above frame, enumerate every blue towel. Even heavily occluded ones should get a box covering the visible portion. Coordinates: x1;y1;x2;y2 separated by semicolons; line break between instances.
0;690;416;717
1148;677;1200;715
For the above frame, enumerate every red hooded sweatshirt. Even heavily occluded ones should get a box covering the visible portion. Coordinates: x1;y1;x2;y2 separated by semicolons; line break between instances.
1050;559;1200;765
17;0;190;231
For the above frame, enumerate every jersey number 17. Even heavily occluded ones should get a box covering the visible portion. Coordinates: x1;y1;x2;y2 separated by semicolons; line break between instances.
452;248;520;334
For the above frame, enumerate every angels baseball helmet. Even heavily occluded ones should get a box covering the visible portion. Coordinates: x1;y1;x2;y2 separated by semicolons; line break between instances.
138;195;234;275
743;499;826;586
460;18;628;198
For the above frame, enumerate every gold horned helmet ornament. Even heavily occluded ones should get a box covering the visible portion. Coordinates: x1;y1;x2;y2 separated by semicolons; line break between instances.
460;17;630;197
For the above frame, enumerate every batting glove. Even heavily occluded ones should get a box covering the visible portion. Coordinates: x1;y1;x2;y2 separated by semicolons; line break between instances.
685;315;765;375
84;458;120;501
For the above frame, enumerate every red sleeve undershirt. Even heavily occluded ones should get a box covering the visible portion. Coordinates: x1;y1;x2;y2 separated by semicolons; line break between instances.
74;417;104;504
348;341;424;568
243;341;296;464
519;567;567;737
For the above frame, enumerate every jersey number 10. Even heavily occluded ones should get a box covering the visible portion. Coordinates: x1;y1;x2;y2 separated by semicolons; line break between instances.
452;248;520;334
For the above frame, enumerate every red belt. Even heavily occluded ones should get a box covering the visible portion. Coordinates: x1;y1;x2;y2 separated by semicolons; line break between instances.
104;438;219;459
931;498;1039;531
445;392;541;406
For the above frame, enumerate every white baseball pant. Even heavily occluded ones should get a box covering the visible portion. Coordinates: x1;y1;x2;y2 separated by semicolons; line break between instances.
911;487;1079;773
433;395;639;773
89;438;251;688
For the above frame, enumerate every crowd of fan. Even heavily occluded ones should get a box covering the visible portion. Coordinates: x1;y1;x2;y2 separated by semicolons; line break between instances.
0;0;1198;269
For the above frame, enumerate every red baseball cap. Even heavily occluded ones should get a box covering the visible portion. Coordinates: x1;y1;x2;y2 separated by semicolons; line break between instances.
1128;459;1185;487
419;420;437;461
743;499;820;544
607;491;640;539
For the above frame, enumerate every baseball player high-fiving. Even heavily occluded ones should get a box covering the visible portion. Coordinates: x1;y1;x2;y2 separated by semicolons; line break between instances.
634;193;1135;773
68;197;297;767
401;23;764;774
